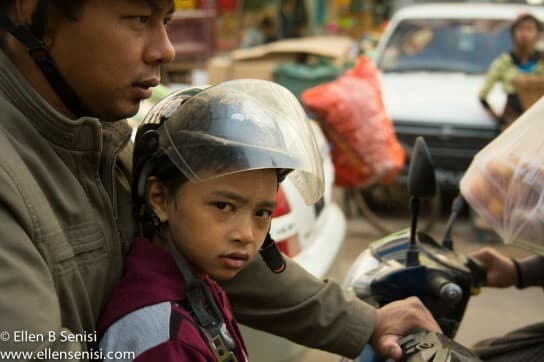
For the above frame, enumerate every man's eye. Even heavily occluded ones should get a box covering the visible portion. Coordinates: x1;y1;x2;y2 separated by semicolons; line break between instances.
123;15;151;25
214;202;232;211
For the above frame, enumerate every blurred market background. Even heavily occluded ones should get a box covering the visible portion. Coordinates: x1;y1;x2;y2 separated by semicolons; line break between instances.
141;1;544;361
162;0;544;81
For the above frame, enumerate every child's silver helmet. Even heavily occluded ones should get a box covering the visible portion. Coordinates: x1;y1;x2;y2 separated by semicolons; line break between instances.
133;79;324;215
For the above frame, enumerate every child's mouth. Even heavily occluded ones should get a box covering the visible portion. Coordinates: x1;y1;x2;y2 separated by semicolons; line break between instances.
220;252;249;269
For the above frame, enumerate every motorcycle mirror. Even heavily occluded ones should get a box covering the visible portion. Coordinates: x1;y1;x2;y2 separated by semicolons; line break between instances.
405;137;436;266
407;137;436;198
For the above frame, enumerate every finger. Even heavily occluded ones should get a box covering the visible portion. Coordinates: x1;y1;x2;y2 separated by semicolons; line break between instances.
389;344;403;361
469;247;492;260
423;315;443;333
404;297;443;333
469;248;495;266
378;334;403;361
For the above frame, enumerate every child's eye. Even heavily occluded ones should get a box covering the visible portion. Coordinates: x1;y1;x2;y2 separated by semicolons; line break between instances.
138;16;150;24
163;16;172;26
255;209;273;220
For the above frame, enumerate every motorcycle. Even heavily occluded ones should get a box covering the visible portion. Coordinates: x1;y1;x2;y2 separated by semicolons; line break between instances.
344;137;487;362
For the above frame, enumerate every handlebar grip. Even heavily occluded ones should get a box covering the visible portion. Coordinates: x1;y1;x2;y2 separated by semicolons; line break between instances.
465;257;487;288
399;329;482;361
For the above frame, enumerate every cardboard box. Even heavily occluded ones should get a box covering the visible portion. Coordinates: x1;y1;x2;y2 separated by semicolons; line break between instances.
206;36;354;85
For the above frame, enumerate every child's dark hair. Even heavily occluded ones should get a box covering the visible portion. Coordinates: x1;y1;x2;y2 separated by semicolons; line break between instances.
153;155;188;201
138;155;186;238
149;95;236;201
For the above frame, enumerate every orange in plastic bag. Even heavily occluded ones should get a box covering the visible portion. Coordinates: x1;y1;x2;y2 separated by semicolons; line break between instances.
301;56;405;188
460;98;544;254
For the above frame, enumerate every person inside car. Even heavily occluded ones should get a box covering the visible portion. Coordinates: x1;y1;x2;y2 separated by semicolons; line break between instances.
0;1;439;360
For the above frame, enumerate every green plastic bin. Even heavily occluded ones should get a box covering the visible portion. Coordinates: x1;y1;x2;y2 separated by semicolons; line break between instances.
273;60;340;100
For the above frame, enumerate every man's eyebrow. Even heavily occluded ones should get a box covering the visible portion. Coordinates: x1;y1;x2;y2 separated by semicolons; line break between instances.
130;0;174;13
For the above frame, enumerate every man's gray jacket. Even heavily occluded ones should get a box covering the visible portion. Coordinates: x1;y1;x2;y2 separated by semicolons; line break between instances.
0;49;375;359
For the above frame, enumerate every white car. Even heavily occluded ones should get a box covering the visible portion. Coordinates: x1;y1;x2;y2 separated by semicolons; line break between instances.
131;86;347;362
375;3;544;189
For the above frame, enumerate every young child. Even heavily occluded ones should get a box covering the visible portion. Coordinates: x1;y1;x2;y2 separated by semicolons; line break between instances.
97;79;324;361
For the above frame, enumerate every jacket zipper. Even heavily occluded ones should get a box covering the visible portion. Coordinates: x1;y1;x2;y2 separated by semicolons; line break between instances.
111;156;119;222
110;134;129;230
109;127;131;223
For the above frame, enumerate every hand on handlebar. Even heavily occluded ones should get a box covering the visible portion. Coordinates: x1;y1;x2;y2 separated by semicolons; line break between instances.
370;296;442;361
470;247;517;288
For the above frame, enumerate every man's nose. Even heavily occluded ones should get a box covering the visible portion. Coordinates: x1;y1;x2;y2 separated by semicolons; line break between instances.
145;26;176;65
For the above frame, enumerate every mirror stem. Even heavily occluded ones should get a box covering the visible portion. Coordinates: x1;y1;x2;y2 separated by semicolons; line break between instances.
441;195;465;250
407;196;420;266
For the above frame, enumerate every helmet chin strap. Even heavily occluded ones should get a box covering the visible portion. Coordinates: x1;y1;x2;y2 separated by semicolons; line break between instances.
259;232;286;273
0;2;92;118
151;216;239;362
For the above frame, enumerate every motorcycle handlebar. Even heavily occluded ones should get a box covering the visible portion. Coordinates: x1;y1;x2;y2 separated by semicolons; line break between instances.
399;329;483;361
465;256;487;288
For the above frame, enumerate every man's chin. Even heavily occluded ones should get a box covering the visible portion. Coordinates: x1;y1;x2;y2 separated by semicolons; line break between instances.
100;103;141;122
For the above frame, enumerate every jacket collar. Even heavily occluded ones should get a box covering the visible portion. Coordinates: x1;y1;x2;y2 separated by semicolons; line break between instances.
0;49;131;152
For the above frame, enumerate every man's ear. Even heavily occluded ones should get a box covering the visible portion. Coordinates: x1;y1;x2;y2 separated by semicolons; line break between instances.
14;0;55;47
14;0;40;25
146;176;170;223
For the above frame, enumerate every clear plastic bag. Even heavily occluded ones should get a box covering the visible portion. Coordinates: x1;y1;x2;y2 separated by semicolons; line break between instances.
460;98;544;254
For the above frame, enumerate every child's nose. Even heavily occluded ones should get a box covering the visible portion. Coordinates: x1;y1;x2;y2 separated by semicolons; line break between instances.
231;218;256;245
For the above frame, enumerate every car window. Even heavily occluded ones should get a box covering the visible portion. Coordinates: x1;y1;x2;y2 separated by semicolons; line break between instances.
378;18;513;73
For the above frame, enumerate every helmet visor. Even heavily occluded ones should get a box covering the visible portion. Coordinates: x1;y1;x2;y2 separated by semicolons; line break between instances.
143;79;324;205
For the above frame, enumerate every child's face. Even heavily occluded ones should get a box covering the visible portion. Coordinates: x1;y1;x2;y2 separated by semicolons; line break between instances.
151;169;278;280
513;20;540;48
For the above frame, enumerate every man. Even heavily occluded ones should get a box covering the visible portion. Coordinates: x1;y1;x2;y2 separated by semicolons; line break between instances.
0;1;439;360
470;247;544;361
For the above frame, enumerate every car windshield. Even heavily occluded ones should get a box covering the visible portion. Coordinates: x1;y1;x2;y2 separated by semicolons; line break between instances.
378;18;513;74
